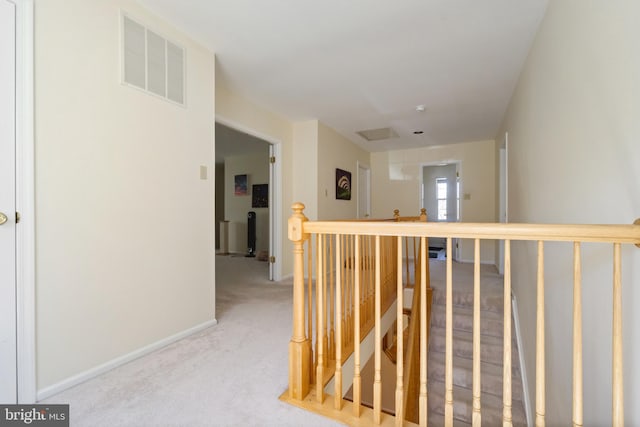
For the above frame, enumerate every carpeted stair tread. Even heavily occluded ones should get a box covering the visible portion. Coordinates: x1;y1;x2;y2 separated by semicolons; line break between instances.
427;379;527;426
429;326;520;369
430;304;504;337
431;288;505;313
427;351;523;401
427;415;471;427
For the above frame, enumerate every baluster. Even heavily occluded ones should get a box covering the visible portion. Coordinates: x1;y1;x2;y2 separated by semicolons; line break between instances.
371;236;375;324
419;236;428;426
405;235;410;287
288;203;311;400
347;234;353;349
395;236;404;426
445;237;454;426
307;238;314;383
353;235;362;417
573;242;583;427
374;235;382;424
536;241;545;427
503;240;513;426
323;235;329;367
472;239;481;426
334;235;343;410
612;243;624;427
329;236;335;361
316;234;325;402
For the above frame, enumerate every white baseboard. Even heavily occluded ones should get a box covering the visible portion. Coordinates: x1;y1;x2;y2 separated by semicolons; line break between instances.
512;296;532;427
36;319;218;401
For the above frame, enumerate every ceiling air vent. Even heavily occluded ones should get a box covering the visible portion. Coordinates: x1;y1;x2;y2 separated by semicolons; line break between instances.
356;127;399;142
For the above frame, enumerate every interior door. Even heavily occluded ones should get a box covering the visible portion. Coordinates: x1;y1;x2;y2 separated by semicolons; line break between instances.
0;0;18;404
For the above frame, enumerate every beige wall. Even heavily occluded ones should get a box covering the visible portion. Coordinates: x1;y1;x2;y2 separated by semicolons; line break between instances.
371;140;497;263
224;151;270;254
292;120;319;220
498;1;640;424
35;0;215;390
317;122;370;220
215;81;294;277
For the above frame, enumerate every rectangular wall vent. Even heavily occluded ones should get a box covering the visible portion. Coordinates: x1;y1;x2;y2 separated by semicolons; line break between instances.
122;14;185;105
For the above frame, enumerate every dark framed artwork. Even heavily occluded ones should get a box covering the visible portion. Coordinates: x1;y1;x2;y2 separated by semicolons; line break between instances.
335;168;352;200
252;184;268;208
234;174;248;196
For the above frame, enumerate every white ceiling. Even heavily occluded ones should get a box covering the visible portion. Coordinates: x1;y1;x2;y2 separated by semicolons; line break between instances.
138;0;548;152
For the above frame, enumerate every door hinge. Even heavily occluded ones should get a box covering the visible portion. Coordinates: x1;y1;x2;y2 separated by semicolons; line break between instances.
269;256;276;263
16;212;21;224
270;156;276;164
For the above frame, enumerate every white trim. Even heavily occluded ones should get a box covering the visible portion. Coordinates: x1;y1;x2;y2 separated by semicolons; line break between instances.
512;295;532;427
215;114;283;281
37;319;218;401
14;0;35;404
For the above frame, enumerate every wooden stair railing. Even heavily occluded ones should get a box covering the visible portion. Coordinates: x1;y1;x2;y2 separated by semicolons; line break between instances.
282;204;640;427
403;239;432;425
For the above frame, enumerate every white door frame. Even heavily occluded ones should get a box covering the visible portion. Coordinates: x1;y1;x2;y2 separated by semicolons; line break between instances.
421;161;462;260
10;0;36;404
215;115;283;281
356;161;370;219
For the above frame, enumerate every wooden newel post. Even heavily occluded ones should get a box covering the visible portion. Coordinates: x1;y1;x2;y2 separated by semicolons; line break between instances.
288;202;312;400
419;208;427;221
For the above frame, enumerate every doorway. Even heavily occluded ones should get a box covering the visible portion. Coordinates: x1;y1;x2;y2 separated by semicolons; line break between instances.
357;162;371;219
498;132;509;275
422;163;460;260
215;120;281;281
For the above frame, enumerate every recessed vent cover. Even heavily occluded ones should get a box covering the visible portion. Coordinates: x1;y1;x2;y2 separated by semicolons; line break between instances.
356;127;399;142
122;14;185;105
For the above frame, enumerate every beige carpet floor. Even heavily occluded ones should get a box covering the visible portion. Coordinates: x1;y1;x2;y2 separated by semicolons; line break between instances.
40;255;341;427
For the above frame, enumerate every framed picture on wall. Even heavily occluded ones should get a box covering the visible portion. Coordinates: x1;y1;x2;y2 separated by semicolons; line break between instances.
336;168;351;200
252;184;268;208
234;174;248;196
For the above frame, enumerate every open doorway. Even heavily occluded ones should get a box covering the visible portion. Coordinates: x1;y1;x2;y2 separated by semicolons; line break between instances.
215;122;279;280
422;163;460;260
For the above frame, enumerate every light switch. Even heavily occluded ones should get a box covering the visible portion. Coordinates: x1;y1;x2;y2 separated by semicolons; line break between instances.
464;193;471;200
200;165;208;180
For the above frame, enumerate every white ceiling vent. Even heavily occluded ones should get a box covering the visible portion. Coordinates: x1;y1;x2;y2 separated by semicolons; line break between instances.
356;127;399;142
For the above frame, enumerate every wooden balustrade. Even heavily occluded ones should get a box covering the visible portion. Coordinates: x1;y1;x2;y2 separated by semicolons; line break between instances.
282;204;640;427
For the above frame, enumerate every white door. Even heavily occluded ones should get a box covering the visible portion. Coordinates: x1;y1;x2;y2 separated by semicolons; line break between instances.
498;133;509;275
0;0;18;404
357;163;371;218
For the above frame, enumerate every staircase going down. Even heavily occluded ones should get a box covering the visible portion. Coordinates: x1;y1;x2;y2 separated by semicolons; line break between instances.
426;271;527;426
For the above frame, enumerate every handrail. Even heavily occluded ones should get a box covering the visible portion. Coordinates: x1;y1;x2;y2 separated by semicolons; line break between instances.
304;221;640;243
283;202;640;427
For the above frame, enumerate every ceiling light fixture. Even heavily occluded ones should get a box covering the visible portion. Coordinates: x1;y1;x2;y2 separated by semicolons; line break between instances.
416;105;426;112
